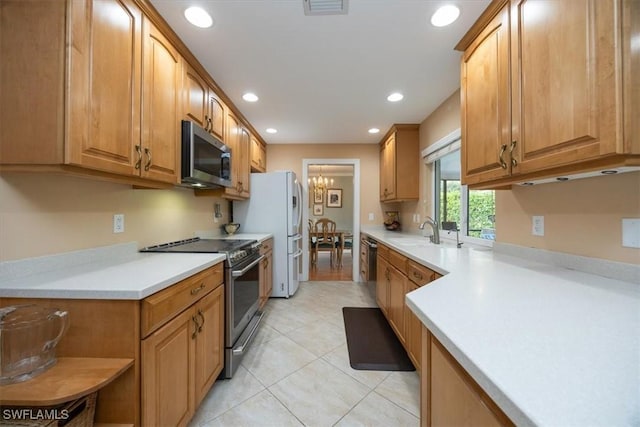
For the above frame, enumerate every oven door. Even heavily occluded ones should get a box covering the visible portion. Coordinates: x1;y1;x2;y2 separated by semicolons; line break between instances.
226;254;264;347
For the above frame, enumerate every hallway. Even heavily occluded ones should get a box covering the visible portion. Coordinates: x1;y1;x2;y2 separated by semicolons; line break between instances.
308;252;353;281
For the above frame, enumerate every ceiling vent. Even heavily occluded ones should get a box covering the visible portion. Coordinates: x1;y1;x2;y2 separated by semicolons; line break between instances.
303;0;348;16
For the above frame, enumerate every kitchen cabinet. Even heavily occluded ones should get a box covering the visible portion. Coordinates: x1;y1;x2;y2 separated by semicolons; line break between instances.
359;234;370;282
0;263;225;426
0;0;177;188
219;112;251;200
251;135;267;173
421;328;513;426
458;0;640;189
259;238;274;309
183;63;226;143
374;241;440;372
141;17;182;184
379;125;420;202
142;266;224;425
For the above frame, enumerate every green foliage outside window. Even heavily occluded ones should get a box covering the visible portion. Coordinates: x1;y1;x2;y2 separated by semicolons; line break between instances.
439;181;495;239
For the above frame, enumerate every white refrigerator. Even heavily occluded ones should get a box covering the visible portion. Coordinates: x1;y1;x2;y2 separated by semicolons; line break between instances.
233;171;303;297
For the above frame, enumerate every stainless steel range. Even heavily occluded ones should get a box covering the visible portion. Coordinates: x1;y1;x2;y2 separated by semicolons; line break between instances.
141;237;263;378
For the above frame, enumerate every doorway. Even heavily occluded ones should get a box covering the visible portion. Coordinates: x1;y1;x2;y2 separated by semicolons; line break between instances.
301;159;360;282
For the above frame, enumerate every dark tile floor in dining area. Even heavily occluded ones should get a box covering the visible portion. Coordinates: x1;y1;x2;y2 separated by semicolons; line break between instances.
189;280;420;426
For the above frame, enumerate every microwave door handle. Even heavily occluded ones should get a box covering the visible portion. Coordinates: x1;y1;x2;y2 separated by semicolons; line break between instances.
232;255;265;277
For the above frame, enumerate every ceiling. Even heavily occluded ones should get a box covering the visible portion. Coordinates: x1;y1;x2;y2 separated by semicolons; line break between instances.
149;0;490;145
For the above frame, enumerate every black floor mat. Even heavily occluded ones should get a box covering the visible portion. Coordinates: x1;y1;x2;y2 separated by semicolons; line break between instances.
342;307;415;371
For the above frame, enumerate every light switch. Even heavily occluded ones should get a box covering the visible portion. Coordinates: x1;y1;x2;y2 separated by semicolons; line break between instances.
622;218;640;248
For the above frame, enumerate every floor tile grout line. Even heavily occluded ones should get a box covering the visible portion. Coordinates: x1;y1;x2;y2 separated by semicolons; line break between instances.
370;389;421;421
262;387;308;426
330;388;378;426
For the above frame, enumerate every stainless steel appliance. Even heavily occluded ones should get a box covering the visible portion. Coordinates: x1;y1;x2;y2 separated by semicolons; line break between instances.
233;171;303;297
140;237;263;378
180;120;232;189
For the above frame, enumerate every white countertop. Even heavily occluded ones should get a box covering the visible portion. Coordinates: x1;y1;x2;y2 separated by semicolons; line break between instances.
361;226;640;427
0;233;273;300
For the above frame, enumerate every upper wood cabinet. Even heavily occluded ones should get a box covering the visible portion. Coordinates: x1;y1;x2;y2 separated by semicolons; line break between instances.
379;125;419;202
0;0;179;187
219;112;250;200
183;64;226;143
141;17;182;184
458;0;640;189
250;136;267;173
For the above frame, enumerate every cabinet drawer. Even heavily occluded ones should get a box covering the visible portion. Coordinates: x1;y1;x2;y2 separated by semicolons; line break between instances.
407;260;436;286
260;238;273;255
388;249;408;275
377;243;390;261
141;263;224;337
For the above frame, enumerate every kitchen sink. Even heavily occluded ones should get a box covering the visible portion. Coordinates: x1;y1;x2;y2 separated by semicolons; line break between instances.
387;237;432;247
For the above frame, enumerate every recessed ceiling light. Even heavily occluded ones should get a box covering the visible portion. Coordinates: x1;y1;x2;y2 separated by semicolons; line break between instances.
431;5;460;27
368;128;380;134
184;7;213;28
266;128;278;134
242;92;259;102
387;93;404;102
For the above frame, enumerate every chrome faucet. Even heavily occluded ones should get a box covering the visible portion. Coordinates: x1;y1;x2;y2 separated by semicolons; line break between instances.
419;216;440;244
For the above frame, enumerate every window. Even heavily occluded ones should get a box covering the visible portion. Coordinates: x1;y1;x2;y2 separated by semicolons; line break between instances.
433;149;495;243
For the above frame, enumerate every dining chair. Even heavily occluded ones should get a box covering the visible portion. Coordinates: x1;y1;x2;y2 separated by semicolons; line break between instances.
337;232;353;267
308;219;317;268
313;218;338;268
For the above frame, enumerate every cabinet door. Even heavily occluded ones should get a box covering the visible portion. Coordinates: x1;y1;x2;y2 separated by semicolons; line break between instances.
380;135;396;201
266;251;273;299
511;0;621;174
67;0;142;176
224;112;241;198
183;64;208;130
141;18;180;184
259;250;273;308
460;4;511;186
376;256;390;315
208;93;226;142
238;127;251;197
405;282;421;371
388;265;406;344
194;285;224;406
251;136;266;172
142;308;195;427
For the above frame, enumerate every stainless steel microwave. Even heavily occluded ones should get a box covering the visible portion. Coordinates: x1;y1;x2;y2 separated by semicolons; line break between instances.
181;120;232;188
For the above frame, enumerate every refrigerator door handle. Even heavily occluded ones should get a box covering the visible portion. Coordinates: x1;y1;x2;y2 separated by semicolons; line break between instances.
292;249;303;258
292;234;302;242
295;180;303;231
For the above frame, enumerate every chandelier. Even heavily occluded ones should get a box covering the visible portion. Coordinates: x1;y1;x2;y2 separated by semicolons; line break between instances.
308;167;333;192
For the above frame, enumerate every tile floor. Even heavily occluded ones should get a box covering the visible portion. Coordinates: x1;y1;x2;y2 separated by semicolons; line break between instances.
189;281;420;427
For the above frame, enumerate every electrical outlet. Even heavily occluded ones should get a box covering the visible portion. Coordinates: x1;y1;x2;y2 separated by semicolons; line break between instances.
532;215;544;236
368;213;374;221
113;214;125;233
416;213;421;223
622;218;640;248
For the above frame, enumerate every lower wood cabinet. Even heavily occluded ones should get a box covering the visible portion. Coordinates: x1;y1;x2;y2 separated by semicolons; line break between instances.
0;263;225;426
375;241;439;374
142;273;224;426
421;328;513;426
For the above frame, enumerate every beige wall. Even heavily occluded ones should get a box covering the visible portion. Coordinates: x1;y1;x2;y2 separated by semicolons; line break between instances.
496;172;640;264
267;143;384;227
0;174;229;261
402;88;640;264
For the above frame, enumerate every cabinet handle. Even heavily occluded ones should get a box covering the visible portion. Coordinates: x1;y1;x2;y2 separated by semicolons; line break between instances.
135;145;142;170
197;309;205;332
191;315;199;339
498;144;508;169
208;117;213;132
204;115;210;132
191;283;205;295
413;271;422;280
385;268;390;281
144;147;152;171
510;140;518;167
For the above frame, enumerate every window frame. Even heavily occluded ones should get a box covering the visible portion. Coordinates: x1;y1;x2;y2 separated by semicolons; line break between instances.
427;134;494;248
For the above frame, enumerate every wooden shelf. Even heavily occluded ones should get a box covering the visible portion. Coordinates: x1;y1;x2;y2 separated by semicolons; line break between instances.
0;357;133;406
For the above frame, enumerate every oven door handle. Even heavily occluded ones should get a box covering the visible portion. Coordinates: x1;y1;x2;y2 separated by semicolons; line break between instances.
232;255;265;278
